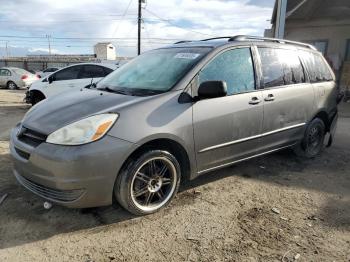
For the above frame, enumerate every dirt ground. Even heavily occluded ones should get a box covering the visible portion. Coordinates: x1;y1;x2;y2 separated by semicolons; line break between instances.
0;89;349;262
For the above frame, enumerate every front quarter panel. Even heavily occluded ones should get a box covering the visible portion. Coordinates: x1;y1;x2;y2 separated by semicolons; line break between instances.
108;90;197;175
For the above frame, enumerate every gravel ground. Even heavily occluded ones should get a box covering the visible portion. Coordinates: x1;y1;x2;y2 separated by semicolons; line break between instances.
0;89;349;262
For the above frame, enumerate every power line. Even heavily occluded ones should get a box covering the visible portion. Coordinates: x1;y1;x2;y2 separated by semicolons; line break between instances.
0;35;184;41
112;0;134;37
144;8;214;37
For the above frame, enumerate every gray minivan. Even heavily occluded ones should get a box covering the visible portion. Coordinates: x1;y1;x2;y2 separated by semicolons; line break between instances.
10;35;340;215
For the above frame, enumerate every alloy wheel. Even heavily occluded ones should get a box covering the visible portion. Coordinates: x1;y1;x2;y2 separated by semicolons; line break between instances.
130;156;177;212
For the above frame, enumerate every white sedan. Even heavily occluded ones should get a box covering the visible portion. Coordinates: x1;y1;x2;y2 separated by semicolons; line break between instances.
26;63;118;105
0;67;39;90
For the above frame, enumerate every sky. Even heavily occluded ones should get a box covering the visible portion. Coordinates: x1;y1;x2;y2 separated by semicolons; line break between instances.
0;0;275;57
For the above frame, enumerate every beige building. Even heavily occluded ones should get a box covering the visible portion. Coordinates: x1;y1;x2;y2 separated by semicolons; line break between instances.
265;0;350;92
93;42;116;60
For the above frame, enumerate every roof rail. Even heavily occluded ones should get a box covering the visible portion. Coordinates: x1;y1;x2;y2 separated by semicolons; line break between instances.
229;35;317;50
174;37;232;44
199;37;232;42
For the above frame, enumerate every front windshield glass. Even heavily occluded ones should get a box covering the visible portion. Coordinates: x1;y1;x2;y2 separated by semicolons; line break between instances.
97;47;211;95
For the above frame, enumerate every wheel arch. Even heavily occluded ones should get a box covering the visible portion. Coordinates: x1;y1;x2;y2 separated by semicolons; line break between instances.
119;137;192;183
312;110;330;132
6;80;18;88
30;89;46;101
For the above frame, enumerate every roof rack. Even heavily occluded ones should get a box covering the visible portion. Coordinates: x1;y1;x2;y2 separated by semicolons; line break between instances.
173;35;317;51
229;35;317;50
199;37;232;42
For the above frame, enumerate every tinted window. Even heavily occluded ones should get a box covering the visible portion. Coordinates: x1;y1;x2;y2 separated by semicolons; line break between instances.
300;51;333;82
258;48;305;88
199;48;255;95
79;65;108;79
53;65;82;81
104;67;113;75
280;49;305;85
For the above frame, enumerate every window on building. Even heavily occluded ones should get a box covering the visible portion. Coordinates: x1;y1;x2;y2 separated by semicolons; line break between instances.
258;47;305;88
199;48;255;95
304;40;328;55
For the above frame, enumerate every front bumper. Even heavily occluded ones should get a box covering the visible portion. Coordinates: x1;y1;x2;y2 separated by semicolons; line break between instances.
10;126;137;208
24;90;32;104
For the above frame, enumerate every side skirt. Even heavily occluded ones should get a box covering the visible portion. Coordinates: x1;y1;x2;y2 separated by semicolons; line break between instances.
197;143;297;175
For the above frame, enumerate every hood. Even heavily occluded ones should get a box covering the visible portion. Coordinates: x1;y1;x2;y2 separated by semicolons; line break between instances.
23;89;145;135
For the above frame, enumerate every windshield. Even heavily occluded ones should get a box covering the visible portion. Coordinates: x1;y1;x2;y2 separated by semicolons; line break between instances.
97;47;211;95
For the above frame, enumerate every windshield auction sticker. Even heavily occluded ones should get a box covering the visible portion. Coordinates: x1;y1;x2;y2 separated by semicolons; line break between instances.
174;53;200;59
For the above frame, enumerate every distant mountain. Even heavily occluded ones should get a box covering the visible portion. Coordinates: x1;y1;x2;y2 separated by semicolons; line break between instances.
0;46;53;57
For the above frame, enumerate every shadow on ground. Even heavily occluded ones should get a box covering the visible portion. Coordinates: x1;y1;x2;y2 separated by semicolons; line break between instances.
1;140;349;250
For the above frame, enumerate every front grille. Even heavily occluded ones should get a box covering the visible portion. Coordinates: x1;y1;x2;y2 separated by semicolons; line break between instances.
15;147;30;160
18;127;47;147
15;173;84;202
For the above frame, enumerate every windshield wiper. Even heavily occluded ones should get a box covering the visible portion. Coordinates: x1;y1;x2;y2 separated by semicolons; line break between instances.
98;86;131;95
129;89;164;96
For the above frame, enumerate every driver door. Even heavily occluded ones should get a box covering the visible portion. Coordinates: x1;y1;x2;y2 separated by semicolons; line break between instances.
193;47;264;173
45;65;83;97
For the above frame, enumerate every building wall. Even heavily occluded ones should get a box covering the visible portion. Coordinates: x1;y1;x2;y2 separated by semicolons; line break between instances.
94;43;116;60
285;18;350;69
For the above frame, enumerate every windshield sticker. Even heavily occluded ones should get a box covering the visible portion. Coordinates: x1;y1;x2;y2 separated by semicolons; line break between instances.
174;53;200;59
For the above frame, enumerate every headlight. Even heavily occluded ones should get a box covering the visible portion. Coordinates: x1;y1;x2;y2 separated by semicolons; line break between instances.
46;113;118;145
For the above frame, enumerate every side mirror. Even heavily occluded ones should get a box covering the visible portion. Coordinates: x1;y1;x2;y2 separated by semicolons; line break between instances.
48;75;54;84
197;81;227;99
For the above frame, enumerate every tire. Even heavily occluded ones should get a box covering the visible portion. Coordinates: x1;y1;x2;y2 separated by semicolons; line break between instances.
7;81;18;90
114;150;181;216
31;92;45;106
293;118;326;158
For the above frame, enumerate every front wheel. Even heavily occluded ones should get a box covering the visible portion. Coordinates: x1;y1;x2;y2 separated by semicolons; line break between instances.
114;150;181;215
293;118;326;158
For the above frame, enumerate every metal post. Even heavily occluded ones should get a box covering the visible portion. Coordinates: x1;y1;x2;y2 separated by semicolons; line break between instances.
137;0;142;55
275;0;287;39
5;41;9;58
46;35;52;55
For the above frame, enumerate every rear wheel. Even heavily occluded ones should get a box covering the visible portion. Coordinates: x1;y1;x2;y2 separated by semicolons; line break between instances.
7;81;18;90
114;150;181;215
293;118;326;158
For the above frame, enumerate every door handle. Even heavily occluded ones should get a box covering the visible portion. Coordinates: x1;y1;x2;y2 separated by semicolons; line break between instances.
264;94;275;101
249;97;261;105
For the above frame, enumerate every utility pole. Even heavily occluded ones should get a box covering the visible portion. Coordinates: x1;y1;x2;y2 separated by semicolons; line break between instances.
5;41;9;58
137;0;142;55
46;34;52;55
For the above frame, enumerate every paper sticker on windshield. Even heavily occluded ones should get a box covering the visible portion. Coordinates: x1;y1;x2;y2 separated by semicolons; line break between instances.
174;53;200;59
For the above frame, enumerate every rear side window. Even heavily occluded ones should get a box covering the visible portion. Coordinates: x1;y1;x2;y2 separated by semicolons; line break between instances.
300;51;333;82
54;65;82;81
199;48;255;95
79;65;108;79
258;47;305;88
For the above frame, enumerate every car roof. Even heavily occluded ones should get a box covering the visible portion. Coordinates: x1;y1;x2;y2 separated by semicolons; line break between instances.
163;35;318;53
63;62;118;70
